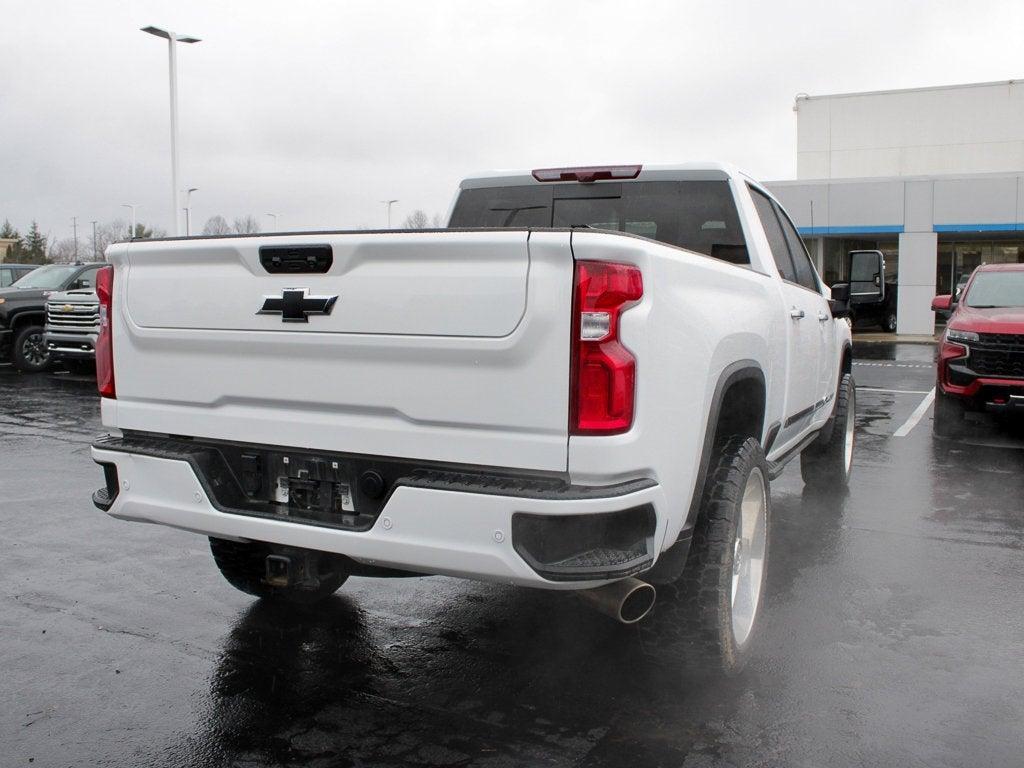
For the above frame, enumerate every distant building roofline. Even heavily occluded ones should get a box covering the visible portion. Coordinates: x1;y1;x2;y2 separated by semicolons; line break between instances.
794;78;1021;105
765;168;1024;186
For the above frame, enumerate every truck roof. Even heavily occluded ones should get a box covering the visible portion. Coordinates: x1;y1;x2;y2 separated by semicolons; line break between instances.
459;162;754;189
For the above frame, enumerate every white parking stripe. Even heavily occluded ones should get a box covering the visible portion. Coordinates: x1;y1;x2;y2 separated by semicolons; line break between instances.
893;388;936;437
857;387;933;395
853;361;932;369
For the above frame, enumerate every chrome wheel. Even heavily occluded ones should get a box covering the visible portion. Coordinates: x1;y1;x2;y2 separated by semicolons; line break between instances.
730;467;767;648
843;385;856;475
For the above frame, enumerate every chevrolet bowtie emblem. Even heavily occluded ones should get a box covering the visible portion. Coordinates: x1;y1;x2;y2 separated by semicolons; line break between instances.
61;304;74;312
257;288;338;323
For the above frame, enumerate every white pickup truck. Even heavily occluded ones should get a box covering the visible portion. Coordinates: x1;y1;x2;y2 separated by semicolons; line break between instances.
90;162;854;673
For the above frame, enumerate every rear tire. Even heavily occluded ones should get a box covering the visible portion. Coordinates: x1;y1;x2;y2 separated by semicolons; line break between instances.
640;436;769;676
209;538;347;605
933;390;966;438
801;373;855;488
884;312;898;333
11;325;50;372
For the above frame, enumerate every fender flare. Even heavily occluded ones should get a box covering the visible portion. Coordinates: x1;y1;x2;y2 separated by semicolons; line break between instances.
685;360;767;524
8;308;45;330
646;360;766;586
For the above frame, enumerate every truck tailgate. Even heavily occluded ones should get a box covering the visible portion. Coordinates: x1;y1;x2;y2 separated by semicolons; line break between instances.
106;230;573;472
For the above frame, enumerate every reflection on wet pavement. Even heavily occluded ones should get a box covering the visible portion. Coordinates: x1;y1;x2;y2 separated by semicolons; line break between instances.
3;345;1024;767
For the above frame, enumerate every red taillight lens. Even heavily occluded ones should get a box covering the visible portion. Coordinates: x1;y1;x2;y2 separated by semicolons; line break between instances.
571;261;643;435
96;265;115;398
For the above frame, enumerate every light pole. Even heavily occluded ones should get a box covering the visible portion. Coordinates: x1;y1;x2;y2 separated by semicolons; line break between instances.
122;204;138;239
265;213;279;231
142;26;201;236
71;217;79;261
381;199;398;228
91;220;98;260
185;187;198;235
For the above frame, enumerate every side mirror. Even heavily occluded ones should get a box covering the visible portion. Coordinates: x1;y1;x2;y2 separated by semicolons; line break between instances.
828;283;852;318
848;250;885;305
931;294;952;312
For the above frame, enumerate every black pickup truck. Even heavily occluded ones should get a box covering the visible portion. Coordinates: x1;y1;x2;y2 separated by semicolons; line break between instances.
0;262;105;372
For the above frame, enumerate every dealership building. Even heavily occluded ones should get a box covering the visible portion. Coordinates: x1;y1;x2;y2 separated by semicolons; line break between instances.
766;79;1024;334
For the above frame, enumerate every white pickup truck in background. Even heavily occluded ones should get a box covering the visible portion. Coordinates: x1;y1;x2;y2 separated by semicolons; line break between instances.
90;162;855;674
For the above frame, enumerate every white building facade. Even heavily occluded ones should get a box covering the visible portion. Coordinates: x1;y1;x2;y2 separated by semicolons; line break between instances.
766;80;1024;334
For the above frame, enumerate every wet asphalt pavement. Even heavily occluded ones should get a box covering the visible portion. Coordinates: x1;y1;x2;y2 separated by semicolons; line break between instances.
3;343;1024;768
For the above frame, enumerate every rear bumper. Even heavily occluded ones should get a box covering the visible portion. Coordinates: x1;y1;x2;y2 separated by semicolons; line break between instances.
90;440;666;589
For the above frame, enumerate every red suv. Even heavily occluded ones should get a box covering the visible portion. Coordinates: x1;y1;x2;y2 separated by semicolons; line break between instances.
931;264;1024;436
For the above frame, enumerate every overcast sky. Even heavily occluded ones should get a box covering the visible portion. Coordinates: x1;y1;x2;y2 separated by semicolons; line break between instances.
2;0;1022;244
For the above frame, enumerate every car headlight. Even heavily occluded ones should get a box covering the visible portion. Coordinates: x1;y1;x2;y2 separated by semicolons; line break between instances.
946;328;979;343
0;298;5;305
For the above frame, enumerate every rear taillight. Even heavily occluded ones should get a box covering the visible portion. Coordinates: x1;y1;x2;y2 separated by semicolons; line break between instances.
96;265;115;398
570;261;643;435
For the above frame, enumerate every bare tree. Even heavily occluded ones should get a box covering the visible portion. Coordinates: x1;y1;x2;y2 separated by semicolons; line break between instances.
48;238;79;264
233;215;261;234
202;215;231;235
431;213;445;228
402;209;430;229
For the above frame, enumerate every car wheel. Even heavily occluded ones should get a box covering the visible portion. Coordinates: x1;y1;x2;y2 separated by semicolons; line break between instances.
933;389;965;438
12;325;50;372
801;373;855;488
639;436;769;676
209;537;348;605
884;312;898;333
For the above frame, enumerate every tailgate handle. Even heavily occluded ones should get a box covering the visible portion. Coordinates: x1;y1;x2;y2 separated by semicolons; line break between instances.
259;245;333;274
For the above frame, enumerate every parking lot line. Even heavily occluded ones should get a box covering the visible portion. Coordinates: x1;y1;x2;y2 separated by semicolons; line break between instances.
857;387;933;395
892;388;936;437
853;361;933;369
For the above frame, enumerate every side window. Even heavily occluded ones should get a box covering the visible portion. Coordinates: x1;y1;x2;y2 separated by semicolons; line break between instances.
73;267;100;289
775;204;820;292
748;187;796;283
0;269;11;287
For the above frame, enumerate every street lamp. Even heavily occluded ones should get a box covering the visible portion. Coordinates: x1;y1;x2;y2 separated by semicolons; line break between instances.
91;220;98;259
264;213;280;231
380;199;399;228
185;187;198;235
142;25;201;236
121;203;138;239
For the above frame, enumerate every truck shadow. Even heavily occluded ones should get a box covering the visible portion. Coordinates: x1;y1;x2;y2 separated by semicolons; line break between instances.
156;486;847;767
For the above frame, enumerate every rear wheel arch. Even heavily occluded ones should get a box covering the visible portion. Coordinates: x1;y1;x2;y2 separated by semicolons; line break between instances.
685;361;767;524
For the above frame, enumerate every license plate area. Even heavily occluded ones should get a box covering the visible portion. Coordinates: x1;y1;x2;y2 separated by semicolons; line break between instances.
225;450;379;530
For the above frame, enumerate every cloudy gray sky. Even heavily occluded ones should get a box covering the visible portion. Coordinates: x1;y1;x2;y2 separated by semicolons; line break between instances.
2;0;1023;244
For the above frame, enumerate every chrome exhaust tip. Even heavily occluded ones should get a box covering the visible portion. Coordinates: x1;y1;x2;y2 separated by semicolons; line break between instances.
577;577;656;624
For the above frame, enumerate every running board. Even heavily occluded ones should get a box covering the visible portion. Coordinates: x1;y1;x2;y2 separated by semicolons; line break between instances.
766;430;821;480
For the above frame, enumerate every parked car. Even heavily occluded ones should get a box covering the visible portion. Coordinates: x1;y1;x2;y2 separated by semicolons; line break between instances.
44;288;99;368
0;263;38;288
0;262;105;372
931;263;1024;436
89;162;865;675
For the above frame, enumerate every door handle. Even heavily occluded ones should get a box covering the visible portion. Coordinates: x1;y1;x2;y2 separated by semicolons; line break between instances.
817;311;830;322
789;308;805;319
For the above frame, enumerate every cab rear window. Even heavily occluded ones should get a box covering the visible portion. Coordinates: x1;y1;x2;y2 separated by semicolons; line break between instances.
450;180;749;265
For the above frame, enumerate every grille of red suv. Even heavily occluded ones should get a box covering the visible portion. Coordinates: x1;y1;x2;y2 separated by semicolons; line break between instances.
971;333;1024;378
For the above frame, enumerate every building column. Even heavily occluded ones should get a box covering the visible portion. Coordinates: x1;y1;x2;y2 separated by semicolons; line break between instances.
896;232;938;335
